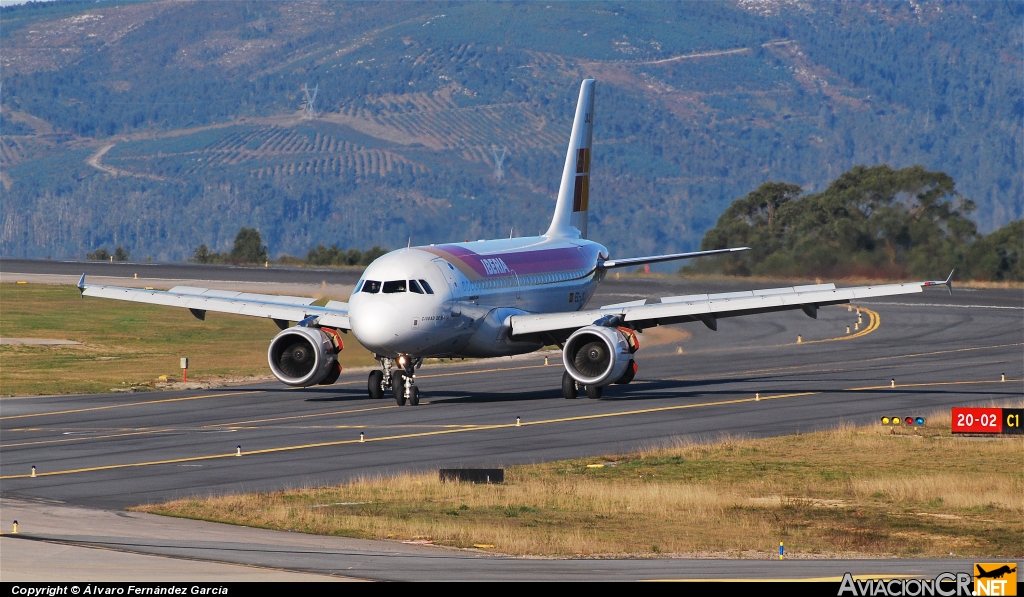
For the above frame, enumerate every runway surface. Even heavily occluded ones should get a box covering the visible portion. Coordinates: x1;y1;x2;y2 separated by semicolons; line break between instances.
1;261;1021;580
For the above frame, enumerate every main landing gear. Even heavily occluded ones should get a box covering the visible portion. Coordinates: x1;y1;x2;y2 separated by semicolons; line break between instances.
369;356;420;406
561;370;603;400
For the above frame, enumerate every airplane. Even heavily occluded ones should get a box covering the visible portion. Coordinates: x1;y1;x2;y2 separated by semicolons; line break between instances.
79;79;954;406
976;564;1016;579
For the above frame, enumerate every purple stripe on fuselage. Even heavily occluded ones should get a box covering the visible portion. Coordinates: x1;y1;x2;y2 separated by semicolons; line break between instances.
418;244;593;280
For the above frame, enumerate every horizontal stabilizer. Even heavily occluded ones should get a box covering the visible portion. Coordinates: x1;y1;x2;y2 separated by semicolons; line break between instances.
599;247;749;269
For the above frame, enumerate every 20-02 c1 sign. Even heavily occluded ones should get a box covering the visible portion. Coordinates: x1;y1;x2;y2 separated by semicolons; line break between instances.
951;407;1023;434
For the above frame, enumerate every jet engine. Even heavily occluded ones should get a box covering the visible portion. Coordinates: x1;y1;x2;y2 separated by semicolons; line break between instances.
267;326;342;387
562;325;639;387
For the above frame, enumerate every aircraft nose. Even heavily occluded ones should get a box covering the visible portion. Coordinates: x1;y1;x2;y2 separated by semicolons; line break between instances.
350;301;402;352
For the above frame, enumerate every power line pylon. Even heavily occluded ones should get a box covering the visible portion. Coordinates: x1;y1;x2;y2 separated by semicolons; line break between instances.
491;146;507;180
302;84;319;120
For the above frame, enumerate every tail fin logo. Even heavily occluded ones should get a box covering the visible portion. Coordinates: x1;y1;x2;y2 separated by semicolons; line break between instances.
572;147;591;213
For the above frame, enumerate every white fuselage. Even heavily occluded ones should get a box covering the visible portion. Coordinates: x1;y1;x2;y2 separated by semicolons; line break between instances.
348;235;607;359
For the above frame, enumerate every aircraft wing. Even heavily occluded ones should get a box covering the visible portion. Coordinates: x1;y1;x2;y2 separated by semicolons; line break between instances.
509;279;946;341
78;275;350;330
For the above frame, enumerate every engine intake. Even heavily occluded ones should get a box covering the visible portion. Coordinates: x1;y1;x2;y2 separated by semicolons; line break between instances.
562;325;635;387
268;326;340;386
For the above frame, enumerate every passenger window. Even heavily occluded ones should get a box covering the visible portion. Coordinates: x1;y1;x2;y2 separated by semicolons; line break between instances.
362;280;381;293
382;280;407;293
409;280;424;294
419;280;434;294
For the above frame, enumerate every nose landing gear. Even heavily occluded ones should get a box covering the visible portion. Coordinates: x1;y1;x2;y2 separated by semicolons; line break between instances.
368;355;421;406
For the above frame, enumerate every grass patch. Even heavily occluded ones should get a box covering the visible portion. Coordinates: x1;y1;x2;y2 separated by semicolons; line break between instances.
135;410;1023;558
0;283;376;395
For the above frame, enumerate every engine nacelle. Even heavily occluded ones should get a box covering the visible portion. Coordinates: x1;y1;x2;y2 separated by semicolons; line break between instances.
562;325;636;387
267;326;339;387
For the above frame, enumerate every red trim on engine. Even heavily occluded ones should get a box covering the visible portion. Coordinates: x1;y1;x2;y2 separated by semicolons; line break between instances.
321;327;344;352
617;327;640;353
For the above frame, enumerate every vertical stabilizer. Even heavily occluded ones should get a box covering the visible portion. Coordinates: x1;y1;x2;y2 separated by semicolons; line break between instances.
545;79;595;239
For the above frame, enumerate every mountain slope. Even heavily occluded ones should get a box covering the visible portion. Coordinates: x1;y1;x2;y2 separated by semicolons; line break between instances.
1;0;1020;262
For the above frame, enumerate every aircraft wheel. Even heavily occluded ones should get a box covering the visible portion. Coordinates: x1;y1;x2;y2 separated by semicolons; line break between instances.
561;370;579;399
408;385;419;406
586;384;603;400
368;370;384;399
392;371;407;406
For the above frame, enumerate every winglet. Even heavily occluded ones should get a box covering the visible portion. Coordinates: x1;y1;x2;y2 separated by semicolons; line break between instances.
77;273;86;296
923;269;954;296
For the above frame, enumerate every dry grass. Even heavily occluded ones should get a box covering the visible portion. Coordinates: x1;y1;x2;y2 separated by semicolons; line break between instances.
137;410;1023;558
0;283;376;395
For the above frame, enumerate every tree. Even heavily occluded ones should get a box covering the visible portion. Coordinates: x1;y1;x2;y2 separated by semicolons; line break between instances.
700;181;802;275
965;220;1024;282
359;245;387;266
192;244;216;264
697;165;981;279
86;248;110;261
114;246;130;261
229;228;268;264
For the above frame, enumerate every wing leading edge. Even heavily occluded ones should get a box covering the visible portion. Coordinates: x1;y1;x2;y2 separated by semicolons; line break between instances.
78;276;349;330
510;280;933;340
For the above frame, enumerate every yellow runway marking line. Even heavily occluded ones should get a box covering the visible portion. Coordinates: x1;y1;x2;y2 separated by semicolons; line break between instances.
204;404;398;428
657;305;880;358
801;305;880;343
417;363;550;379
669;342;1023;384
1;393;807;479
0;428;171;449
2;377;1018;480
846;379;1022;391
0;390;260;421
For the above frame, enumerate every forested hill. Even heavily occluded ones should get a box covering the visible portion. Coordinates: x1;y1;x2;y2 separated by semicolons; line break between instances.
1;1;1020;262
697;165;1023;282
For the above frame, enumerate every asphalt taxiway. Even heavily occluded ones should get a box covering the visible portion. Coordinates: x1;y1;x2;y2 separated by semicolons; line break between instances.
1;261;1021;580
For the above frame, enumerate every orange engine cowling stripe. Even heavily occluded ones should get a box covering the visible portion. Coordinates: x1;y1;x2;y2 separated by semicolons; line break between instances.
321;327;345;352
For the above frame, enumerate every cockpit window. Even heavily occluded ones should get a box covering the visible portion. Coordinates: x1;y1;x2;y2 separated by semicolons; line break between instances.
409;279;424;294
382;280;407;293
361;280;381;293
419;279;434;294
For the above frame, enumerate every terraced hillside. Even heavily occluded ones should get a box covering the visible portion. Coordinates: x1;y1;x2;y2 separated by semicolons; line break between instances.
1;1;1020;262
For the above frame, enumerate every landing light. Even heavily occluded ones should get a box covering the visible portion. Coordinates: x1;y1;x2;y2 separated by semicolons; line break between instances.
880;416;927;426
